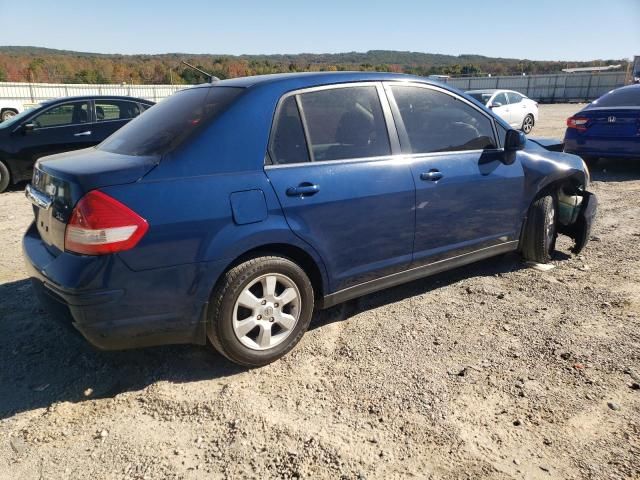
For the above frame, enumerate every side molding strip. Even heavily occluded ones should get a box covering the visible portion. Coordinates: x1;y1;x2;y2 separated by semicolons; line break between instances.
319;241;519;309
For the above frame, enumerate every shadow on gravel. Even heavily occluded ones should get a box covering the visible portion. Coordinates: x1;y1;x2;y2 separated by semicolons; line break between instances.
0;250;557;419
0;279;243;420
590;158;640;183
312;251;527;331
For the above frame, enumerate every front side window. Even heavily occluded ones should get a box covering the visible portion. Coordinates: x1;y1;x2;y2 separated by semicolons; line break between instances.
507;92;524;104
270;96;310;164
492;92;509;107
99;86;243;156
299;86;391;161
390;86;497;154
95;100;141;121
32;102;89;128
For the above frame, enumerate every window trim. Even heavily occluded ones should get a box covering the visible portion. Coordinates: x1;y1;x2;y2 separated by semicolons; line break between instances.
26;100;93;130
266;81;399;167
383;81;501;155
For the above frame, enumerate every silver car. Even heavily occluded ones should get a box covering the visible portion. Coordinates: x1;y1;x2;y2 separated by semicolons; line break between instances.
466;89;539;134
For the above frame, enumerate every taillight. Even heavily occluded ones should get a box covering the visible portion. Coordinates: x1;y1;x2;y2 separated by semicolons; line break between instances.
567;116;589;132
65;190;148;255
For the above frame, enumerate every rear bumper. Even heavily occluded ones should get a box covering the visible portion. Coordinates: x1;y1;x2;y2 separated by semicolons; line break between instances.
22;222;227;350
564;135;640;159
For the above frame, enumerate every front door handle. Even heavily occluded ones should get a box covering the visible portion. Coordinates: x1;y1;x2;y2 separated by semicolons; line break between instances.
420;171;443;182
74;130;92;137
286;183;320;196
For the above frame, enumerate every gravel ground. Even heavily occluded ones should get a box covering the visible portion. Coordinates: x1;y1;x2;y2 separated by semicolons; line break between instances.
1;104;639;480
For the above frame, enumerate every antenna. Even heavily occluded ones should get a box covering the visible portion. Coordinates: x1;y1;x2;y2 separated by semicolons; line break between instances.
181;61;219;83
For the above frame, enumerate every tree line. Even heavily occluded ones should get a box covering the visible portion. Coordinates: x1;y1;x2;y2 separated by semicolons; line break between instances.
0;47;628;84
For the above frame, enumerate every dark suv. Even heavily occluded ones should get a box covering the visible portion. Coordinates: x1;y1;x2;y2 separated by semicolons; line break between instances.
23;73;596;367
0;95;154;192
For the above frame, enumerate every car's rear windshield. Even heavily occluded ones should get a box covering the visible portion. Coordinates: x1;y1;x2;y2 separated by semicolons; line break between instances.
467;92;492;105
98;86;244;156
590;87;640;108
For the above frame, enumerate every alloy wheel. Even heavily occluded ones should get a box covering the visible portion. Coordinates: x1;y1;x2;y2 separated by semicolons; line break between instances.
232;273;301;351
522;115;534;134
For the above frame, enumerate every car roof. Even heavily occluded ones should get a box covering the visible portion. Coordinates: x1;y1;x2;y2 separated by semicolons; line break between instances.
188;71;443;91
41;95;154;105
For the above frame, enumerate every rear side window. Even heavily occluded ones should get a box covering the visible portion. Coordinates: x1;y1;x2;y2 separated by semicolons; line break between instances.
270;96;310;164
507;92;524;104
99;87;243;156
95;100;141;121
390;86;497;154
299;86;391;161
591;87;640;107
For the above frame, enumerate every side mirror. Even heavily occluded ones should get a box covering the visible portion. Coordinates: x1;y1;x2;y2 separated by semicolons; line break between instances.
504;129;526;151
490;102;503;108
22;122;35;133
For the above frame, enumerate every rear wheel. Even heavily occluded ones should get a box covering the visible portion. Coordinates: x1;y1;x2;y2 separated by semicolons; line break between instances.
521;114;534;134
207;256;314;367
521;194;556;264
0;161;10;193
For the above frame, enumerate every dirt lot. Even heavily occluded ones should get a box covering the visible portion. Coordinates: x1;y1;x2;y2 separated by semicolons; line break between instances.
1;104;639;480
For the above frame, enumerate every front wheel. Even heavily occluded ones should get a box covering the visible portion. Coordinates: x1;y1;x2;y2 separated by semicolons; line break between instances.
207;256;314;367
521;114;534;134
521;194;556;264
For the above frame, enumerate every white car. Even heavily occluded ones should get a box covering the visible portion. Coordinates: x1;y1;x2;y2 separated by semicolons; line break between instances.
466;89;538;134
0;100;26;122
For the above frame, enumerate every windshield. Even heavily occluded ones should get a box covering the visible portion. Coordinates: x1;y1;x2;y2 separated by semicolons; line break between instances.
467;92;493;105
0;106;39;129
590;87;640;108
98;86;244;156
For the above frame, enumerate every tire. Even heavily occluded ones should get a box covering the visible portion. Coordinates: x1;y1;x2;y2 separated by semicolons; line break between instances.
521;194;557;264
1;109;17;122
521;114;534;134
0;161;10;193
207;256;314;367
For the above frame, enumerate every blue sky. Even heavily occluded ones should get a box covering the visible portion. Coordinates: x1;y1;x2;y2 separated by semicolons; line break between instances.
0;0;638;61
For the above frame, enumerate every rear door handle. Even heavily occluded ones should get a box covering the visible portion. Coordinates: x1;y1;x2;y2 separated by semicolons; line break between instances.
286;184;320;196
74;130;92;137
420;171;443;182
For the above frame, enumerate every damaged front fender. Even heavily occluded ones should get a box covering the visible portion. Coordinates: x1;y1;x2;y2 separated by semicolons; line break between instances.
558;191;598;254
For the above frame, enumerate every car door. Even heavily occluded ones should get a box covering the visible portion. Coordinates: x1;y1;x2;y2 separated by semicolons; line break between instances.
489;92;512;125
385;83;525;265
11;100;94;177
265;83;415;292
91;99;143;141
507;92;526;127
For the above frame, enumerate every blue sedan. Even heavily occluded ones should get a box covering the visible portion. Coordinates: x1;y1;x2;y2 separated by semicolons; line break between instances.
22;72;596;366
564;84;640;162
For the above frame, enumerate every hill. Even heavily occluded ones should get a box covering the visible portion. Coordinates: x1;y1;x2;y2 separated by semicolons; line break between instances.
0;46;627;84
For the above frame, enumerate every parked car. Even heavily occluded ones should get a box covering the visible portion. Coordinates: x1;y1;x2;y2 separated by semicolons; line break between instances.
0;99;27;122
23;73;596;367
564;84;640;163
0;96;154;192
466;89;538;134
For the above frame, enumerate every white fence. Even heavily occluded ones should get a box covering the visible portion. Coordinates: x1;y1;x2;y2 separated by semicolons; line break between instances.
0;72;630;108
0;82;189;107
444;72;627;102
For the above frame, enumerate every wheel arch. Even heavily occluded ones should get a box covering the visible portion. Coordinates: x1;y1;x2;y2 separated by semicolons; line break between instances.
217;242;329;302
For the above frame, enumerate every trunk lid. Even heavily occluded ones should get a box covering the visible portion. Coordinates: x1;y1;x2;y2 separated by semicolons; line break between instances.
27;147;158;254
580;108;640;138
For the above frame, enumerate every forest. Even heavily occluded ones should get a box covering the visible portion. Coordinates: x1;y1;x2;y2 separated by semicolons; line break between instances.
0;46;628;84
